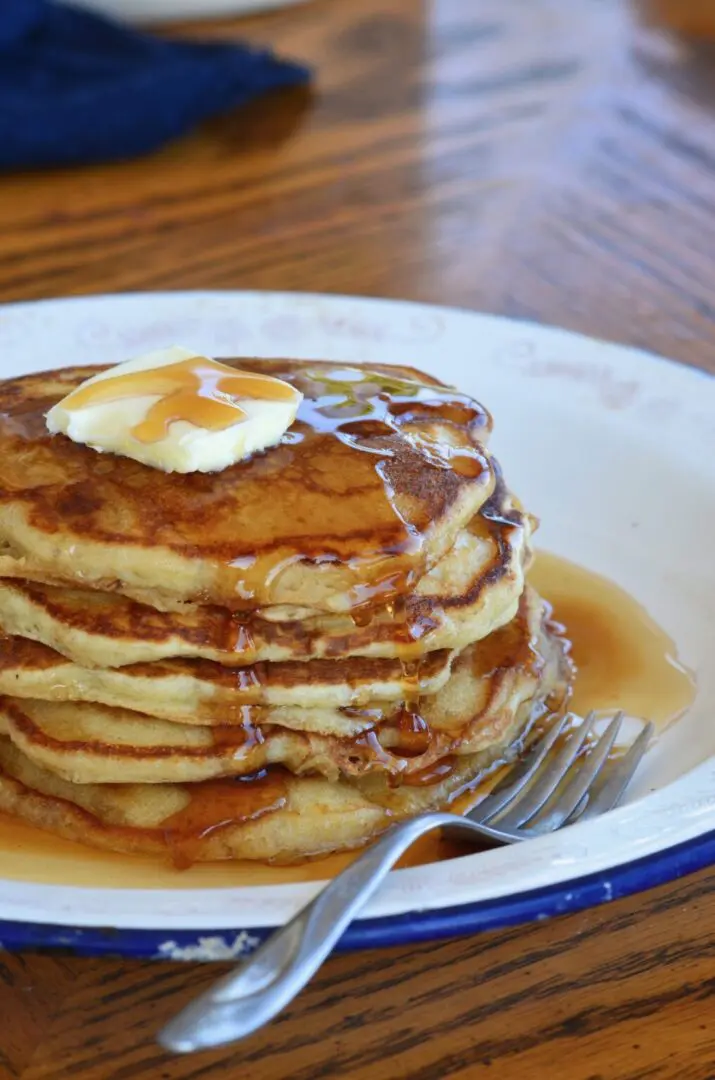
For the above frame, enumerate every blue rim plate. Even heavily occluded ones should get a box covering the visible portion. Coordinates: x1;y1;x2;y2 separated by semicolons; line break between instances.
1;830;714;959
0;291;712;960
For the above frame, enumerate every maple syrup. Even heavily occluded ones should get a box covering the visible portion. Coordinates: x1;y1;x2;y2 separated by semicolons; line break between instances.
210;721;265;752
0;552;696;887
394;705;431;756
401;757;458;786
161;769;287;869
530;551;695;726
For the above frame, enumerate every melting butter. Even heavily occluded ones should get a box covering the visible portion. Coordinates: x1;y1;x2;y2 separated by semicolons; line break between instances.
45;346;303;474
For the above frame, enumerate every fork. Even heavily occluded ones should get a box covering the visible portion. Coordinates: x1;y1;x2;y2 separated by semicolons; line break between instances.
159;710;652;1054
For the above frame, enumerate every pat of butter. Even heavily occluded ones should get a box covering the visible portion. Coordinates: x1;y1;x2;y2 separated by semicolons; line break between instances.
46;346;303;474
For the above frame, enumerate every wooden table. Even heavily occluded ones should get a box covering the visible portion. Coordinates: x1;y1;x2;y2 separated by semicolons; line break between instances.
1;1;714;1076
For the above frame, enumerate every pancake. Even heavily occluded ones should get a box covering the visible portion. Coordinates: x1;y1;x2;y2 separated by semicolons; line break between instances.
0;589;573;785
0;685;563;865
0;360;496;614
0;354;574;868
0;485;532;670
0;635;455;722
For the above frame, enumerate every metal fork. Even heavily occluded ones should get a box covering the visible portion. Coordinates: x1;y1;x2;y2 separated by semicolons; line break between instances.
159;710;652;1054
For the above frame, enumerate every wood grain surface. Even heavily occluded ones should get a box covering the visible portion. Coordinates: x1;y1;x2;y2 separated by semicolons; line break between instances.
1;1;715;1077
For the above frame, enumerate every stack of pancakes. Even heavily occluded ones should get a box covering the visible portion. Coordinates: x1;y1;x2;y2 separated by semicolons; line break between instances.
0;359;572;864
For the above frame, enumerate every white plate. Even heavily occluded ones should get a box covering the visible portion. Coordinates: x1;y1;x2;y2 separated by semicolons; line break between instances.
73;0;309;24
0;291;712;960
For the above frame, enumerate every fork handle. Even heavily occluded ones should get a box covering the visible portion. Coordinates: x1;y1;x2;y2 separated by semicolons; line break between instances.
159;811;460;1054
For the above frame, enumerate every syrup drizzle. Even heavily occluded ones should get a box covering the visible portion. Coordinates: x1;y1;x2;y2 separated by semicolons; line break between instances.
161;769;287;869
61;357;299;444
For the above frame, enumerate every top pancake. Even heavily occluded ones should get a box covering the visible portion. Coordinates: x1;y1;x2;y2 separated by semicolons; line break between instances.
0;359;495;614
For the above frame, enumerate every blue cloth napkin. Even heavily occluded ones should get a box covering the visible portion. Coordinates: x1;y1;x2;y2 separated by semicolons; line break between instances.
0;0;310;169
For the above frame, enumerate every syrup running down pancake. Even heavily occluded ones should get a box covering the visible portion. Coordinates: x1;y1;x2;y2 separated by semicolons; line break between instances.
0;615;570;865
0;589;569;786
0;361;496;613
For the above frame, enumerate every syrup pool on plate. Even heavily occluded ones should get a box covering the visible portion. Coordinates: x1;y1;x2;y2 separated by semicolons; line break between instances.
0;553;695;889
530;551;695;728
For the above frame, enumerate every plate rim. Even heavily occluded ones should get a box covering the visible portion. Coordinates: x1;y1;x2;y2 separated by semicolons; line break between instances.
5;286;715;381
0;828;713;959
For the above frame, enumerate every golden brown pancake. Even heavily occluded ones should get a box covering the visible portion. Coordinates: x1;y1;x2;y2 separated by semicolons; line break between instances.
0;485;532;669
0;360;496;614
0;589;572;785
0;659;568;865
0;634;455;721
